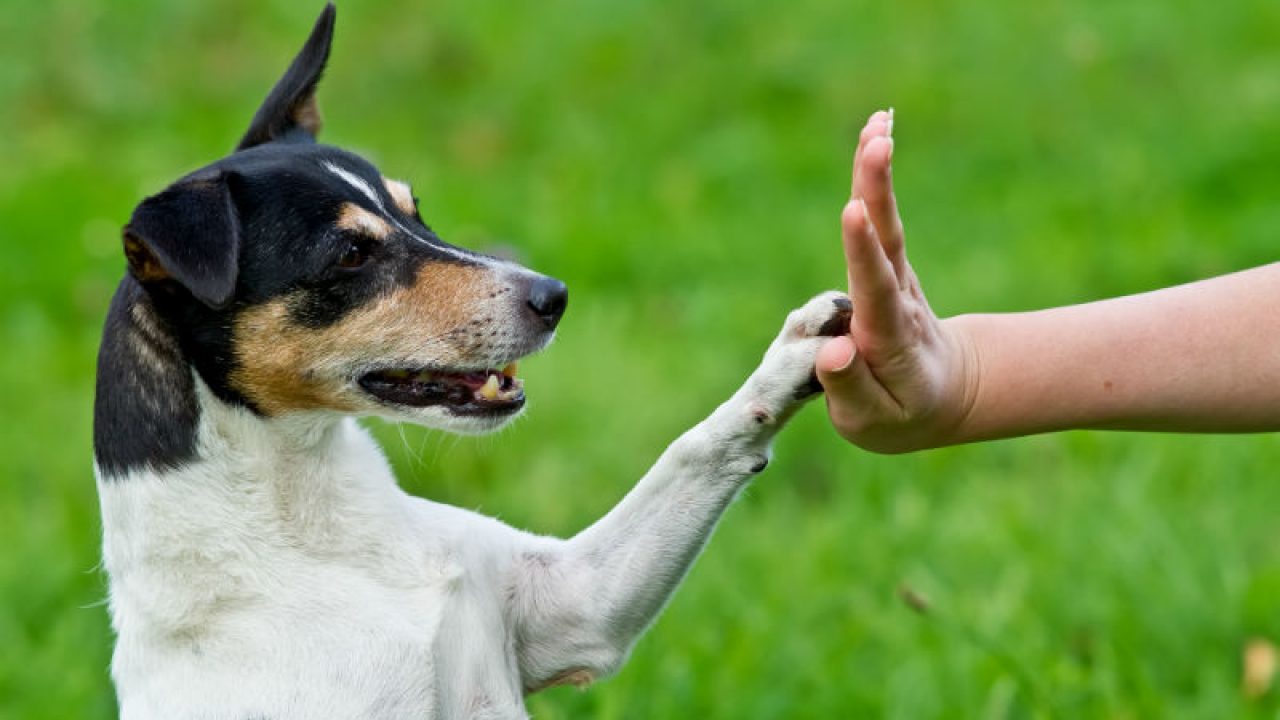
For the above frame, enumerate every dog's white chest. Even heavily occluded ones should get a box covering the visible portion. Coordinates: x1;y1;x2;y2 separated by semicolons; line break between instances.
109;522;526;720
119;581;445;718
100;419;529;720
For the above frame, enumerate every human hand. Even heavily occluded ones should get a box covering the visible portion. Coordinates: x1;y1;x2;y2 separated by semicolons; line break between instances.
814;111;978;453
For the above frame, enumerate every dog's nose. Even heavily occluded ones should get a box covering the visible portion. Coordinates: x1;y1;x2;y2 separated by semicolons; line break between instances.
526;275;568;330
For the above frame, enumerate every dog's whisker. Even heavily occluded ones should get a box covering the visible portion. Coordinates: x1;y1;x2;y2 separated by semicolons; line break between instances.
79;596;110;610
394;422;424;476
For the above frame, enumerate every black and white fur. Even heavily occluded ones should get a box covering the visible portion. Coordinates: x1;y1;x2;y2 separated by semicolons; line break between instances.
93;6;851;718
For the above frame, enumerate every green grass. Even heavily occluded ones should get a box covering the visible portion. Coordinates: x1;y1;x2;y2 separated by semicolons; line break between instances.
3;0;1280;717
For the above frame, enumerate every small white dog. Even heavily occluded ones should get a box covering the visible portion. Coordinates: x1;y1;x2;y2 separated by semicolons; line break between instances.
93;5;851;718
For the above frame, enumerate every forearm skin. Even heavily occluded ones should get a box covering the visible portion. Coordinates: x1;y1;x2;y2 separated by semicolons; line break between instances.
946;263;1280;443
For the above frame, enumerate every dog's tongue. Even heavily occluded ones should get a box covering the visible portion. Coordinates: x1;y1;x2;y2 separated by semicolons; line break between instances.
447;371;491;389
360;362;523;408
437;362;519;391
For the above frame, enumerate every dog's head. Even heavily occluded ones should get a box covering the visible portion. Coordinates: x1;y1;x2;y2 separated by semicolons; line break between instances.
122;4;565;434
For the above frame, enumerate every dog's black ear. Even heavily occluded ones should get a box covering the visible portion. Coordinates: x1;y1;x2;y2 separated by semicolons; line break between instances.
123;173;241;309
236;4;336;151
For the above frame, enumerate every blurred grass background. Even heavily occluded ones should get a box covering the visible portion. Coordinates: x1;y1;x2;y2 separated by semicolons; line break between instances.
3;0;1280;717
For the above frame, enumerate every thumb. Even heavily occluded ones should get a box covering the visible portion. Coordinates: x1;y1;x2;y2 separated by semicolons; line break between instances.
815;335;883;408
816;334;857;376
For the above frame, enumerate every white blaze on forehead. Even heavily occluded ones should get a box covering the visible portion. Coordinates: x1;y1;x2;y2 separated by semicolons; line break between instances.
321;160;499;267
323;161;384;209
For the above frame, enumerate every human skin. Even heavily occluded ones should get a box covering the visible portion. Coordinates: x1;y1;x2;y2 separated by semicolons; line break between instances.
814;110;1280;453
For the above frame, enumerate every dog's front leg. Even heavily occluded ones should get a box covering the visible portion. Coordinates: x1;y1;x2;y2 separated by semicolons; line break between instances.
511;291;850;693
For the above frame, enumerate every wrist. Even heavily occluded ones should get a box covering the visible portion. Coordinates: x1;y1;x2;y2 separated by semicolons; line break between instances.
935;314;984;446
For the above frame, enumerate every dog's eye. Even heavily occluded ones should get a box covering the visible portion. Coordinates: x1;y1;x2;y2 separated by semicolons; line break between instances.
337;237;375;269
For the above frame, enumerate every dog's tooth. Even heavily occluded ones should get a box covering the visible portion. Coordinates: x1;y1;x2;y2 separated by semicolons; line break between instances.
503;377;525;399
479;374;501;400
502;362;519;378
384;369;411;380
499;378;525;401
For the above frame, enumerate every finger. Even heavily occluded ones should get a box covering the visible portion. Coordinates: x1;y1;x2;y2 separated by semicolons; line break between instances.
851;111;893;199
841;197;903;340
814;336;893;427
856;135;909;285
859;111;892;152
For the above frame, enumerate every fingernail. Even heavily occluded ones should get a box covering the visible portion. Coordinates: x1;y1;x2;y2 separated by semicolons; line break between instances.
886;107;895;138
885;136;894;163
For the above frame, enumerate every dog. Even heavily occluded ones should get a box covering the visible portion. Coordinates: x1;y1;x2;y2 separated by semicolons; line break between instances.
92;5;850;718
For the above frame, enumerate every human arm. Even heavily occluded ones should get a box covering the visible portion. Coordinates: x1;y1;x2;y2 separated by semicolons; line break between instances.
816;110;1280;451
948;266;1280;440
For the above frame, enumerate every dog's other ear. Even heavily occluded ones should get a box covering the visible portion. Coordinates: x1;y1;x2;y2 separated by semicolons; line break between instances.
123;173;240;309
236;4;336;151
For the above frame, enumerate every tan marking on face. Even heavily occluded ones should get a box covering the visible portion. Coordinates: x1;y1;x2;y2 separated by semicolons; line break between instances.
231;263;499;415
228;300;360;415
382;177;417;217
336;202;391;238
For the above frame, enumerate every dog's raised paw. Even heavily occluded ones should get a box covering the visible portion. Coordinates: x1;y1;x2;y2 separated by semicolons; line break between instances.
778;290;853;342
817;296;853;337
752;290;851;409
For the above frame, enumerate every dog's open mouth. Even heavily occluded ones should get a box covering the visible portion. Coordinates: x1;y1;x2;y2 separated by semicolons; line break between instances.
358;363;525;414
